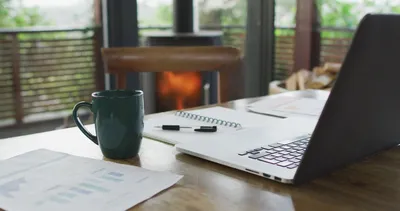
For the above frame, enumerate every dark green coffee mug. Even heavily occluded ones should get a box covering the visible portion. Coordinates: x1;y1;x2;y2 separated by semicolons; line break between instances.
72;90;144;159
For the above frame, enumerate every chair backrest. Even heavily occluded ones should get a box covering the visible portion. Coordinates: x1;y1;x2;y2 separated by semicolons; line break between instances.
101;46;244;103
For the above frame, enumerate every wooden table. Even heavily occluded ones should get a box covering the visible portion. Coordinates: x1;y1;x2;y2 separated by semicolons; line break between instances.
1;96;400;211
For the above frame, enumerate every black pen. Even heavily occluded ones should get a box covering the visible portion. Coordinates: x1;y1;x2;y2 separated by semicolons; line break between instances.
154;125;217;132
194;126;217;132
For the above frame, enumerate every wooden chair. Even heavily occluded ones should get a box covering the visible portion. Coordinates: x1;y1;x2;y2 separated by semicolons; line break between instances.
100;46;244;103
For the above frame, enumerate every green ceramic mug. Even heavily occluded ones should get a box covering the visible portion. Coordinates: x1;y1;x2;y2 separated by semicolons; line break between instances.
72;90;144;159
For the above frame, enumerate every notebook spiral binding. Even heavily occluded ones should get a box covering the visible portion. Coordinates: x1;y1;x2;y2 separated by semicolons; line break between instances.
175;111;242;129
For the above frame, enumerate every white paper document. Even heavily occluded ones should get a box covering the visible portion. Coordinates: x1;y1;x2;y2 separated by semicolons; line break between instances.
247;97;327;118
0;149;183;211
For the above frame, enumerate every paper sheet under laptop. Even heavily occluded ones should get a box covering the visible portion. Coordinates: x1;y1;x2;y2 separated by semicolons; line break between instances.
247;97;327;118
0;149;182;211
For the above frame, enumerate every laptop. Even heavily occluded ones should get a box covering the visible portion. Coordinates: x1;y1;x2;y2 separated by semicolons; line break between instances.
175;14;400;184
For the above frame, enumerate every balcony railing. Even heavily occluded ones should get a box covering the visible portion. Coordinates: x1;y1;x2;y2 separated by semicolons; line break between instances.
0;25;355;128
274;27;296;80
320;27;355;65
0;27;103;127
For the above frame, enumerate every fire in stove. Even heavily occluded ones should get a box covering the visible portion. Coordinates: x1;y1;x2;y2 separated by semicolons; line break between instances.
156;71;202;111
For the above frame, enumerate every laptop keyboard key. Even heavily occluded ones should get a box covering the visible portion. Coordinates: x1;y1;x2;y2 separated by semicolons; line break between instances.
250;151;260;155
258;158;279;164
273;147;284;151
262;146;273;150
290;152;301;157
297;149;305;154
275;157;287;162
286;164;298;169
262;155;275;160
289;158;301;162
248;152;271;159
264;149;276;154
287;149;297;153
300;139;310;144
297;146;306;150
281;145;291;149
277;161;293;167
238;152;248;156
271;153;283;157
293;146;303;151
280;151;290;155
269;143;282;147
283;155;294;159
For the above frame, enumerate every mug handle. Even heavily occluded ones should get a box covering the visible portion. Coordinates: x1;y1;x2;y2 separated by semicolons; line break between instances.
72;102;98;145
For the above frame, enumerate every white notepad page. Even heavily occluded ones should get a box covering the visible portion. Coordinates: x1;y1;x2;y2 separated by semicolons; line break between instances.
143;106;284;145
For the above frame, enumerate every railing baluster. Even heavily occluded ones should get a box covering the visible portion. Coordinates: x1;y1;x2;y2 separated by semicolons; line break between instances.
10;33;23;125
93;26;105;91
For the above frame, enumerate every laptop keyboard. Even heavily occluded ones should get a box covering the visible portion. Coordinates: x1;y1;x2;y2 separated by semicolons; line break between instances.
238;135;311;169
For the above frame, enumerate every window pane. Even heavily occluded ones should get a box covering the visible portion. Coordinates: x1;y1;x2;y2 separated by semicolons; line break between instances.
137;0;173;45
198;0;247;54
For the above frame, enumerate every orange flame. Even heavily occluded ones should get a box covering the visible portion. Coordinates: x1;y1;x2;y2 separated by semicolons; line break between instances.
176;97;184;110
158;71;202;110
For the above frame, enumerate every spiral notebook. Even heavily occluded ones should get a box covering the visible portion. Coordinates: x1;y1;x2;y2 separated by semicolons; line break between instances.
143;106;283;145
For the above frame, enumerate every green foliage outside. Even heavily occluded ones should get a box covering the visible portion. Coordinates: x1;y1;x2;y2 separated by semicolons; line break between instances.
155;4;173;25
198;0;246;26
151;0;400;39
320;0;400;27
0;0;50;28
318;0;400;38
0;0;70;40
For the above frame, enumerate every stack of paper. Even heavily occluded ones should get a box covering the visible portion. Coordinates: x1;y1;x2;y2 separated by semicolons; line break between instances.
247;92;329;118
0;149;182;211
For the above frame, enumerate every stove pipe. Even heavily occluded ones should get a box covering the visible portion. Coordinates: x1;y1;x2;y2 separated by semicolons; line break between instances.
173;0;198;33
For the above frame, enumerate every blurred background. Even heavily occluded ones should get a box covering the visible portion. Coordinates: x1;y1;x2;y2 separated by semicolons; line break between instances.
0;0;399;138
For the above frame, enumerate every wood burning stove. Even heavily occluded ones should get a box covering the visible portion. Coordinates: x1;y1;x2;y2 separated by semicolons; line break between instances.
142;0;222;113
